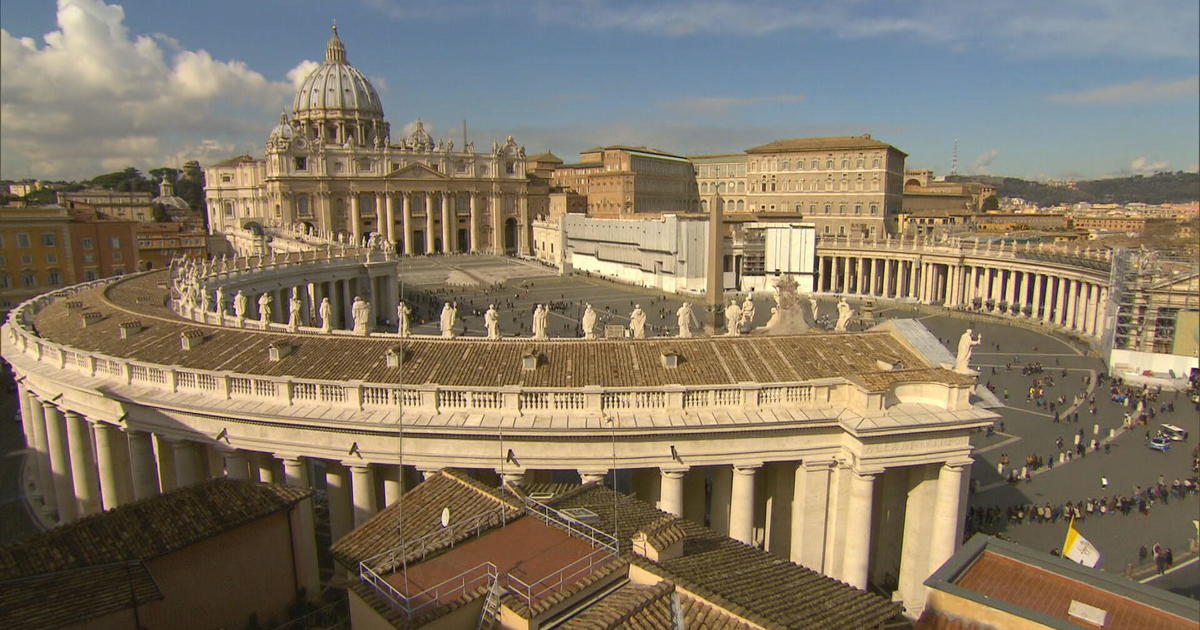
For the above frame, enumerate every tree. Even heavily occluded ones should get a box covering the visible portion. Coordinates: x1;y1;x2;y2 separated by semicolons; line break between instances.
980;195;999;212
90;167;151;192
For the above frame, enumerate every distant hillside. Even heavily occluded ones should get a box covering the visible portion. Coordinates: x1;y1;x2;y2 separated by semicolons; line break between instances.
945;172;1200;205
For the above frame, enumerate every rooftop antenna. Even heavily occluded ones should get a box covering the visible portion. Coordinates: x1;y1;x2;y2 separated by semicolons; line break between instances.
462;119;467;150
950;138;959;177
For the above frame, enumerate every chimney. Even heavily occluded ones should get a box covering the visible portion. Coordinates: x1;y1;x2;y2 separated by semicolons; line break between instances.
118;320;142;339
180;329;204;350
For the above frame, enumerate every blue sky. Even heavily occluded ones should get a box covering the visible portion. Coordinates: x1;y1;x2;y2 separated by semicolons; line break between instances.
2;0;1197;181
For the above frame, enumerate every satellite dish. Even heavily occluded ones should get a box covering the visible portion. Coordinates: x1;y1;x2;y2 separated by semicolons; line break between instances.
440;507;451;528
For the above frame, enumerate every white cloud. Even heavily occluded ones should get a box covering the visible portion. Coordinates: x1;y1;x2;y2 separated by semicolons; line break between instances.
1049;75;1199;103
658;94;805;116
287;60;320;90
971;149;1000;174
0;0;297;180
1128;157;1169;174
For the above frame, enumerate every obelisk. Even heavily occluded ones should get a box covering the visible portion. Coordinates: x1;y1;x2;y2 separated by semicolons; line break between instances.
705;191;724;333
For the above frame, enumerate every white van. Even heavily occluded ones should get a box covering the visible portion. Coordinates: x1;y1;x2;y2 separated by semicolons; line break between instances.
1158;424;1188;442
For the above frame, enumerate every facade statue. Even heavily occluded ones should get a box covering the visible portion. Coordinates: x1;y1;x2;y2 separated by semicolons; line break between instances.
725;300;742;336
532;304;549;340
319;297;333;333
485;304;500;340
440;302;457;338
396;302;411;337
258;292;272;325
200;285;211;312
834;298;853;332
288;292;303;332
352;296;371;335
677;302;694;338
581;304;598;340
808;297;819;322
740;294;756;329
629;305;647;339
215;287;227;321
955;329;982;373
234;290;248;326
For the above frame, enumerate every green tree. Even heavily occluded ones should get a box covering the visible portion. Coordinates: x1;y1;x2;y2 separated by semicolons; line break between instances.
980;195;999;211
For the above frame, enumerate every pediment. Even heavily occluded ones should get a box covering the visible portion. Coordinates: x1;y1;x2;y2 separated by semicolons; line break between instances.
386;162;450;180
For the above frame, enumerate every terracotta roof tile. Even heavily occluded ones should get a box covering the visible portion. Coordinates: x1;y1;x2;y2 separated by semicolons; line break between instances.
0;561;161;630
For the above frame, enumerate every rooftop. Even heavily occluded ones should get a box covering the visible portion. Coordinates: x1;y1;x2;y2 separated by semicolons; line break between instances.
746;134;906;156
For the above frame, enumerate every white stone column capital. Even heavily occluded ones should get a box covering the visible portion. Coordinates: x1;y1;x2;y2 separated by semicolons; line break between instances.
578;470;609;484
660;467;690;479
732;464;762;475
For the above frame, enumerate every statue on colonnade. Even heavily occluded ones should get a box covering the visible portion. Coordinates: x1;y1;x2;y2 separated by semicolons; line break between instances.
352;296;371;335
724;300;742;336
319;298;333;333
834;297;853;332
581;304;598;340
532;304;549;340
677;302;695;338
955;329;982;373
485;305;500;340
440;302;458;338
234;290;248;327
258;293;273;326
397;302;412;337
629;305;647;339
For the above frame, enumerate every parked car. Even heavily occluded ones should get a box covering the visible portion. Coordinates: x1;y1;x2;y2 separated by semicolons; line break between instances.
1148;436;1171;452
1158;424;1188;441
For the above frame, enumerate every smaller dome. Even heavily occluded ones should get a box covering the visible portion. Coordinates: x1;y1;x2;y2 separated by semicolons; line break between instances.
269;113;294;143
406;120;433;148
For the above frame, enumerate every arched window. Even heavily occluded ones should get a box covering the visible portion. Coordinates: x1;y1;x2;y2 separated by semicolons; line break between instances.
826;159;834;169
0;272;10;289
223;202;234;217
838;225;846;236
841;159;849;168
21;270;37;288
824;204;832;214
839;204;847;215
47;269;62;285
870;204;879;215
854;204;862;215
736;200;745;211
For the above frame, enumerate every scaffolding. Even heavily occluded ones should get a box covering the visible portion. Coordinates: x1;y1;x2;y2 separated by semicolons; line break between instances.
1110;247;1200;355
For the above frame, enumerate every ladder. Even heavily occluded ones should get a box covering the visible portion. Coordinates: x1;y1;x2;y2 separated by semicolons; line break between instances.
476;576;505;630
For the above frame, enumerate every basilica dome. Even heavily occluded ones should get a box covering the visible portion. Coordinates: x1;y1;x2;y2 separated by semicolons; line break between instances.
291;25;384;121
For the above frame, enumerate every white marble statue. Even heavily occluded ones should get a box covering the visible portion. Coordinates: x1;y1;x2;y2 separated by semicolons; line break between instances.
200;285;211;312
581;303;598;340
485;304;500;340
834;298;853;332
808;297;819;322
319;297;333;333
288;292;302;332
352;296;371;335
629;304;647;339
397;302;411;337
215;286;227;321
677;302;694;338
740;294;756;329
234;290;248;326
955;328;982;373
258;292;272;325
532;304;549;340
440;302;457;338
725;300;742;336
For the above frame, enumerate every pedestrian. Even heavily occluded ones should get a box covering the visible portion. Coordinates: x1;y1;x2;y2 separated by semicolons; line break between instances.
1139;545;1148;564
1100;476;1108;488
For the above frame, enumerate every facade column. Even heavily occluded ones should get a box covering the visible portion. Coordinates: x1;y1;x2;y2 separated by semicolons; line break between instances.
25;392;55;515
927;460;972;583
897;465;938;615
374;192;385;240
841;469;878;590
326;462;352;542
401;192;414;255
1065;279;1079;330
64;411;100;516
1004;270;1018;313
441;192;453;254
491;193;504;254
382;465;404;507
659;468;687;518
518;194;530;256
350;192;362;245
842;258;851;295
349;463;377;527
729;465;759;546
127;429;159;501
1017;271;1030;316
281;456;308;488
154;434;177;493
425;193;436;254
42;402;77;522
384;193;396;246
93;421;133;511
1054;277;1068;326
468;194;480;253
791;459;833;571
173;440;204;488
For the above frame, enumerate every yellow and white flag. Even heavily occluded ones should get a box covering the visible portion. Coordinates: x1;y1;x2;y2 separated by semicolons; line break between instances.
1063;516;1101;568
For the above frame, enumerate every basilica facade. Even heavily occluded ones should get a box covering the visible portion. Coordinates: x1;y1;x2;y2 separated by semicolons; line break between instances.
205;26;542;256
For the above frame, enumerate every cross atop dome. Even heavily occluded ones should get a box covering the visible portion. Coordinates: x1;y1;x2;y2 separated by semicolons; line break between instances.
326;21;347;64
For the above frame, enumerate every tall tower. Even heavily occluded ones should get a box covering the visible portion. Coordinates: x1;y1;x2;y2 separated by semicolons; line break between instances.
950;138;959;176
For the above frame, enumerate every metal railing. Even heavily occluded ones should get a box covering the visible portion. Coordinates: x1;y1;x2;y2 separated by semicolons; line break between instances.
361;506;509;573
506;546;616;608
518;495;618;556
360;560;497;620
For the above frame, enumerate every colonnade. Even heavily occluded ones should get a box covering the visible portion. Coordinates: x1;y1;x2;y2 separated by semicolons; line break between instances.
198;272;401;332
286;189;530;257
816;253;1109;338
15;379;967;615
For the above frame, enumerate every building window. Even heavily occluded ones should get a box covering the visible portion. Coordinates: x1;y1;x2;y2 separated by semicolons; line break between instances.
221;174;232;183
839;204;847;215
856;159;863;168
794;203;802;212
83;253;95;263
46;253;57;264
505;161;515;174
224;203;234;217
811;160;819;169
113;251;123;262
0;272;9;289
838;225;846;236
21;255;33;265
21;270;37;288
82;238;94;249
841;159;849;168
17;232;31;248
824;204;831;214
823;225;831;234
873;158;881;168
854;204;862;215
112;267;125;276
41;232;57;247
84;269;98;281
47;269;62;285
110;237;122;248
294;157;307;170
870;204;878;215
826;160;834;169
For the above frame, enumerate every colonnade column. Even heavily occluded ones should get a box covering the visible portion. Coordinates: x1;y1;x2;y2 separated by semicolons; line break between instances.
173;439;205;488
64;410;100;516
441;192;453;254
1017;271;1030;316
1032;273;1044;320
93;421;132;510
223;449;250;480
729;465;759;545
907;260;918;299
841;469;878;590
326;462;352;542
469;194;480;254
349;463;377;527
281;456;308;488
1054;278;1067;326
425;193;436;254
842;258;852;295
927;460;972;582
25;391;55;515
42;401;76;522
127;430;159;501
401;193;414;255
1004;270;1017;313
791;459;833;571
384;193;396;246
659;468;687;518
1066;279;1079;330
1094;287;1108;337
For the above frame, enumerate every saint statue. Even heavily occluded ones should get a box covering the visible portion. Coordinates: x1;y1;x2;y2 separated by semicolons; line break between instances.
725;300;742;336
258;292;272;325
234;290;248;326
485;304;500;340
629;304;647;339
200;285;211;312
396;302;412;337
532;304;549;340
288;291;303;332
319;297;333;333
677;302;694;338
955;329;982;373
581;303;598;340
440;302;457;338
808;296;819;322
740;294;756;330
352;296;371;335
216;286;227;321
834;298;853;332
